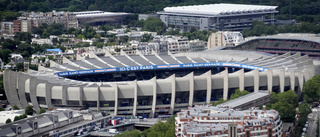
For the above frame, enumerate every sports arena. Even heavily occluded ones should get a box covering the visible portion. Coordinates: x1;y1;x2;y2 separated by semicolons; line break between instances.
4;48;316;118
225;33;320;58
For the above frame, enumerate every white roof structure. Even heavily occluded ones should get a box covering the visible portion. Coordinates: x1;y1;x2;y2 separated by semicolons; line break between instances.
76;12;129;18
0;110;25;124
163;3;277;15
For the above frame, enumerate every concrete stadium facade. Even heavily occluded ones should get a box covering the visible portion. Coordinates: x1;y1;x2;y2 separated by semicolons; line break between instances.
4;49;315;118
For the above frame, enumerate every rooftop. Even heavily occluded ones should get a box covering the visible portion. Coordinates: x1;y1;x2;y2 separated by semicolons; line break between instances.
176;105;280;134
162;3;277;15
218;91;270;108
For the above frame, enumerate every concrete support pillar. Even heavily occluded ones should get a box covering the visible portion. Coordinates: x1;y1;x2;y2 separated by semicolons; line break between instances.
206;70;212;104
279;69;285;93
45;82;53;108
170;74;176;114
3;71;13;106
29;77;41;113
289;71;295;91
239;69;244;91
254;69;259;92
304;71;311;82
97;87;100;111
17;73;29;109
4;71;22;108
267;69;273;93
62;85;68;105
133;80;138;116
114;83;118;115
297;73;304;100
151;77;157;118
79;87;83;106
188;72;194;107
223;69;229;100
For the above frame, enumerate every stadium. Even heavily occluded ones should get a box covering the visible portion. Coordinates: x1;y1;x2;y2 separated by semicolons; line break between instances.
74;11;130;25
225;33;320;58
4;46;316;118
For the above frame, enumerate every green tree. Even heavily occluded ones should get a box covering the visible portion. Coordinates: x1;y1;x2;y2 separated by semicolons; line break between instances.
211;98;228;106
303;74;320;102
25;105;34;115
94;34;101;39
0;49;12;64
230;89;250;100
270;92;278;103
39;108;46;114
114;129;141;137
298;103;312;117
14;116;20;121
142;17;166;34
119;36;129;44
5;118;12;124
277;90;298;108
16;62;24;72
13;104;19;110
96;42;104;49
77;34;85;40
141;33;153;42
22;114;27;118
272;102;296;122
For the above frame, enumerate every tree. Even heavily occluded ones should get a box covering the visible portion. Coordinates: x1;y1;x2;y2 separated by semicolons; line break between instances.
25;105;34;115
94;34;101;39
211;98;228;106
303;74;320;102
0;106;4;111
14;116;20;121
141;33;153;42
22;114;27;118
119;36;129;44
96;42;104;49
5;118;12;124
39;108;46;114
230;89;250;100
298;103;312;117
142;17;166;34
272;102;296;122
13;104;19;110
0;49;12;64
114;129;141;137
77;34;85;40
277;90;298;108
16;62;24;72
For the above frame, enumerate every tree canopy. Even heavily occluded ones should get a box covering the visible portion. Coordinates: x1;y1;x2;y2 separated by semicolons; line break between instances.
25;105;34;115
265;90;299;122
115;115;175;137
303;73;320;102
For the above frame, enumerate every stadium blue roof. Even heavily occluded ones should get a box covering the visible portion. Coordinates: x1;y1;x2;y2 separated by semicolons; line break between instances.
45;49;62;53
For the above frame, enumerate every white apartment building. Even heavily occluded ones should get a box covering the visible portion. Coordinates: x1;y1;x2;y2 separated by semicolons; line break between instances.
207;31;244;48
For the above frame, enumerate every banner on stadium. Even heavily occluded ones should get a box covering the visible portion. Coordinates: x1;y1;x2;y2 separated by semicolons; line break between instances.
54;62;269;76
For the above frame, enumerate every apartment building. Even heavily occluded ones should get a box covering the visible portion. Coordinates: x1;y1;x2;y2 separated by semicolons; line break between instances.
175;105;283;137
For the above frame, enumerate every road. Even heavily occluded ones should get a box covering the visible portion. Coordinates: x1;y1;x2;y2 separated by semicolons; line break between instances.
307;108;319;137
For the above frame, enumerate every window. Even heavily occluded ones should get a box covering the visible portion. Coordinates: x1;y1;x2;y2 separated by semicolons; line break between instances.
34;122;38;129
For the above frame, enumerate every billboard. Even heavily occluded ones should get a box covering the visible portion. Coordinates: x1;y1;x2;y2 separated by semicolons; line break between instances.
54;62;268;77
